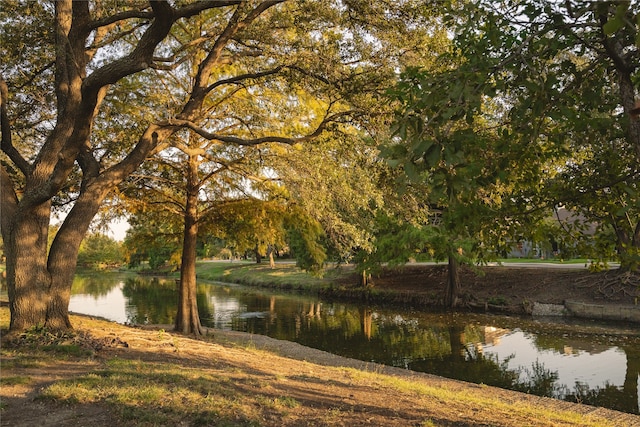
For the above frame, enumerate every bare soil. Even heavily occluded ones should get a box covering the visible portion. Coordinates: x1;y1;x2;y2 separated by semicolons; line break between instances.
1;266;640;427
346;264;640;312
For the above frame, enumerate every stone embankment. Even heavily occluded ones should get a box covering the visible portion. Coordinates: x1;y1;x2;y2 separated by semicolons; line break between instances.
532;301;640;323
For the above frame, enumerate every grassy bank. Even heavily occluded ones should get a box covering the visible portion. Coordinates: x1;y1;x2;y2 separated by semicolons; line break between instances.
191;260;639;315
194;261;351;290
193;261;412;306
2;307;635;427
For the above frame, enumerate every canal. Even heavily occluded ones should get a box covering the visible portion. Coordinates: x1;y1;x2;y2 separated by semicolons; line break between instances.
66;272;640;414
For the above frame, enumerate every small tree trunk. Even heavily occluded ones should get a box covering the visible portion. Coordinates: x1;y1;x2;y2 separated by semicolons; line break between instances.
360;269;373;287
267;244;275;268
255;244;262;264
614;219;640;273
445;253;461;307
175;155;204;336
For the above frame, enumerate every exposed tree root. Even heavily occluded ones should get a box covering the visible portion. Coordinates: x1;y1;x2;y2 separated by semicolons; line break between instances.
574;270;640;301
1;326;129;352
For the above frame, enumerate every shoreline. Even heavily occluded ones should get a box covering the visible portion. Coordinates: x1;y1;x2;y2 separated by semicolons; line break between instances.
2;309;639;426
193;270;640;324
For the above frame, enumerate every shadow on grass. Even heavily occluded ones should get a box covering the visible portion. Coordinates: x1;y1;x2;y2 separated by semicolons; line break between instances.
37;355;271;427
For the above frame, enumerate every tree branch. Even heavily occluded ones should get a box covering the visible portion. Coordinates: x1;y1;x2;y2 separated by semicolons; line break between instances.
77;85;110;182
0;76;31;175
83;1;176;92
162;110;357;146
204;66;284;93
102;126;167;185
0;164;19;240
183;0;286;116
13;61;55;91
88;8;154;31
174;1;244;19
597;10;634;74
87;1;242;34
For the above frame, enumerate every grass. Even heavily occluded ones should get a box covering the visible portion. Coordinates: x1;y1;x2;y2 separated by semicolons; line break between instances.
194;261;347;290
37;358;290;426
345;369;610;427
0;355;44;369
0;375;32;386
41;344;94;357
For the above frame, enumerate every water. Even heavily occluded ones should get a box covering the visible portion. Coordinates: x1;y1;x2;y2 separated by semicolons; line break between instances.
65;272;640;414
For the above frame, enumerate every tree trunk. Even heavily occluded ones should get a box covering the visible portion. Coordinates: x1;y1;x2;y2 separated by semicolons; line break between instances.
3;172;121;333
614;45;640;165
1;125;162;333
255;244;262;264
267;244;276;268
445;253;461;307
175;155;204;336
5;203;52;332
46;188;108;329
614;218;640;273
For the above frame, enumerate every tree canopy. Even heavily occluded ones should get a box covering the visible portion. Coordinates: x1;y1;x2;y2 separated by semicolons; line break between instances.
377;0;640;304
0;0;447;333
452;0;640;271
2;0;638;334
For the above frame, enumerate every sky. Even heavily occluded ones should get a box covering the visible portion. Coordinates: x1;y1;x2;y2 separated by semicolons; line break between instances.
108;218;129;241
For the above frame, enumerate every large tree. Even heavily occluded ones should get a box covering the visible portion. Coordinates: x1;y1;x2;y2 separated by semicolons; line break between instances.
445;0;640;271
382;65;520;306
1;0;210;332
123;132;295;335
1;0;443;333
0;0;319;333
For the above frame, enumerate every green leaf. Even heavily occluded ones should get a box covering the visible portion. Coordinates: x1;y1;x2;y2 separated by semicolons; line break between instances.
424;144;442;168
412;138;434;157
603;17;624;35
403;161;420;182
386;158;403;168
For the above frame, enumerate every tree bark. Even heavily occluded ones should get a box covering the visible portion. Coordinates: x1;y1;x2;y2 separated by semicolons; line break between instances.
175;154;204;336
46;185;111;329
4;202;52;332
255;244;262;264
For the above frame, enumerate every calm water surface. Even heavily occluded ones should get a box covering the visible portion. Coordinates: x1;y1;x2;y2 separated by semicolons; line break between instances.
66;272;640;414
